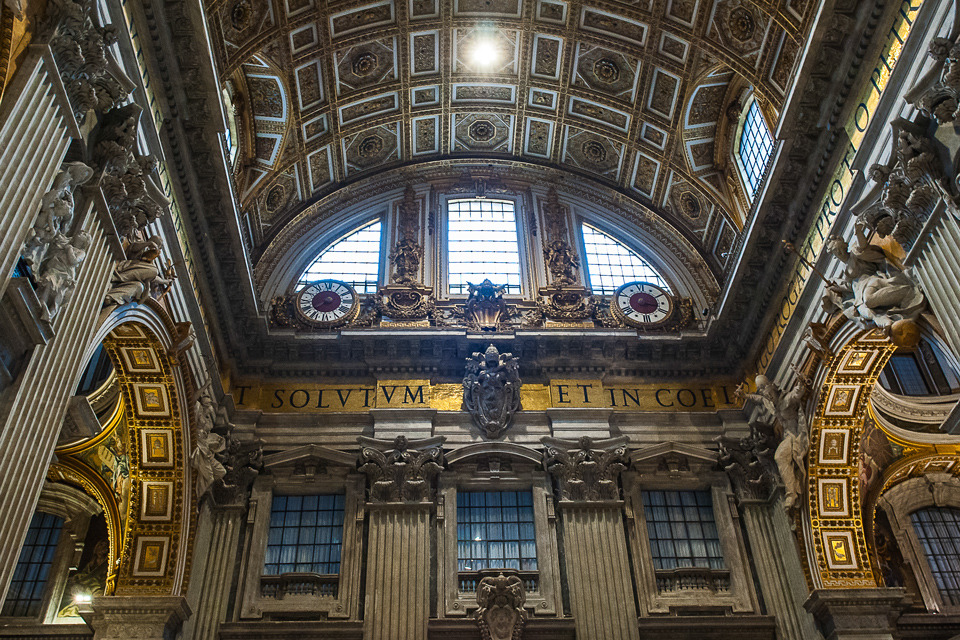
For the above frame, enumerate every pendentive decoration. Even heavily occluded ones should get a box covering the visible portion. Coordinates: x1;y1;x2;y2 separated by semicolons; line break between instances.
542;436;628;501
463;344;522;439
475;570;526;640
357;435;445;502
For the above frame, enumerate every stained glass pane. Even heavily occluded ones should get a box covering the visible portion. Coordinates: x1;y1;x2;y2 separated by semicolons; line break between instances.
642;490;724;571
911;507;960;606
298;219;382;293
447;199;522;295
2;511;63;617
581;223;669;296
738;100;774;199
457;490;537;571
264;494;345;575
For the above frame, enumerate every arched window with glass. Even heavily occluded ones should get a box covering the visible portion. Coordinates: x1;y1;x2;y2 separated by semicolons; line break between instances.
579;222;670;295
737;99;774;201
298;218;383;294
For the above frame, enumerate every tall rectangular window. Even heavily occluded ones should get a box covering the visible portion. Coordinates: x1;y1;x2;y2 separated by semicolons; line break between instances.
457;490;537;571
2;512;63;617
447;199;522;295
642;490;724;570
911;507;960;605
264;494;345;575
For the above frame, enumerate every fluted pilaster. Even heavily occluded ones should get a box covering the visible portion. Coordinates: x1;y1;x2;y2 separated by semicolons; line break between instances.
0;209;113;601
560;502;639;640
363;503;432;640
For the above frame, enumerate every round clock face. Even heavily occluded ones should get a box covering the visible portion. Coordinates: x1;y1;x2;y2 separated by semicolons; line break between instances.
612;281;674;327
295;280;359;326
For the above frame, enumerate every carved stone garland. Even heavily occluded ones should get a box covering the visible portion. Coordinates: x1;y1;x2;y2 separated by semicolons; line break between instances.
536;189;595;323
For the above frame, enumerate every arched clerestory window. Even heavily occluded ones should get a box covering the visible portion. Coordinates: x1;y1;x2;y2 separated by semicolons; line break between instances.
580;222;669;295
737;100;773;201
298;219;383;293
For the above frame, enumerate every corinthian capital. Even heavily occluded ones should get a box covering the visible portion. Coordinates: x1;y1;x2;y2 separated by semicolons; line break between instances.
542;435;628;502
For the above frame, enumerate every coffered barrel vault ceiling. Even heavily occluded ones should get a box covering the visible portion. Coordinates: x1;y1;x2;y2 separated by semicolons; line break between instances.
206;0;813;266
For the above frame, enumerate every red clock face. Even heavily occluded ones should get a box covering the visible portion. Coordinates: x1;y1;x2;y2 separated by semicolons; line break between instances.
311;290;342;313
613;282;673;326
629;292;659;315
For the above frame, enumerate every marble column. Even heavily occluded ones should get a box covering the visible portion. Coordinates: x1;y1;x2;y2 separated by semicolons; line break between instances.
181;503;246;640
81;595;190;640
804;588;908;640
363;503;432;640
544;436;638;640
358;435;443;640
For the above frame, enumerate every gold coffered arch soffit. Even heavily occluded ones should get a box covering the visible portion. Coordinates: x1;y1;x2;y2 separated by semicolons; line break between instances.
50;310;195;596
806;329;960;589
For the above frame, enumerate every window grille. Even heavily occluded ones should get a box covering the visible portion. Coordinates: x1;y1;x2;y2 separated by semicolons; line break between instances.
581;223;669;296
298;219;382;293
642;490;724;570
457;490;537;571
264;494;345;575
447;199;522;295
879;340;960;397
2;512;63;617
911;507;960;606
738;100;774;199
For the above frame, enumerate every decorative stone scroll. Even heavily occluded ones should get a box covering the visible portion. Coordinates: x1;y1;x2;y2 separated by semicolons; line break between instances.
463;345;521;439
463;279;511;331
357;435;444;502
475;570;526;640
542;435;628;501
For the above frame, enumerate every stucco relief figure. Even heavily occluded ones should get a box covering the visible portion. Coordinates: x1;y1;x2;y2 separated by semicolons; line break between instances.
191;382;227;497
103;236;177;306
738;372;811;511
821;222;925;331
22;163;95;268
463;344;521;439
35;231;92;321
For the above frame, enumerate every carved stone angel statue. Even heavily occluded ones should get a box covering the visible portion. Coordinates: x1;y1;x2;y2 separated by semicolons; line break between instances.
738;372;811;511
821;221;925;331
191;381;227;498
22;162;95;268
35;231;92;321
103;236;177;306
463;345;522;439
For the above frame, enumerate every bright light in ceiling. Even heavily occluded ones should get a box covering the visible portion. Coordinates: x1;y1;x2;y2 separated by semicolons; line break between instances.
469;36;501;70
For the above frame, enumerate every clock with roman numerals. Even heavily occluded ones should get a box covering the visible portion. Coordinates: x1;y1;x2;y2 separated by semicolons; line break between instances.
295;280;359;328
611;281;674;328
